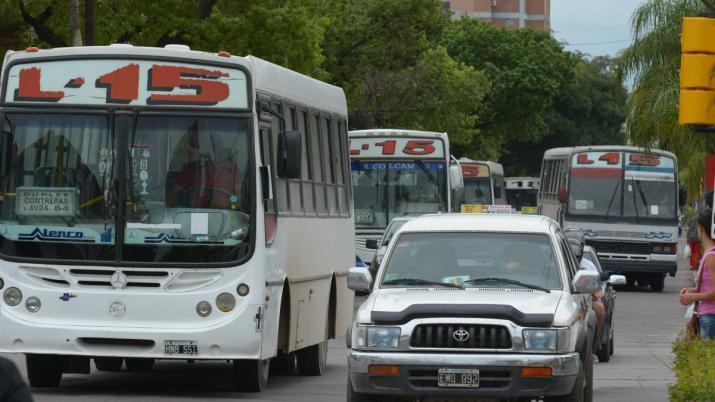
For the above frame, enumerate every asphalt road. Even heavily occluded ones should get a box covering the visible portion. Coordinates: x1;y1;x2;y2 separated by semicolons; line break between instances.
2;256;691;402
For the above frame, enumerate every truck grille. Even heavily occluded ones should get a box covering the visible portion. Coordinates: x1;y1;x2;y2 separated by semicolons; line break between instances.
409;369;511;389
585;240;651;254
410;324;512;349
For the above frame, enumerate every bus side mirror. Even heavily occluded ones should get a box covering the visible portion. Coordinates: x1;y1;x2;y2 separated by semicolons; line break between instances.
679;188;687;206
449;165;464;190
365;239;379;249
277;130;302;179
558;186;567;204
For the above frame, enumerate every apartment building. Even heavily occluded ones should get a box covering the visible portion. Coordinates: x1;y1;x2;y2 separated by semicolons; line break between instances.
445;0;551;32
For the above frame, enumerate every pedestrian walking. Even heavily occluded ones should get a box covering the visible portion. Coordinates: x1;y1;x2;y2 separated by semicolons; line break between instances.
687;212;702;271
680;208;715;340
0;357;33;402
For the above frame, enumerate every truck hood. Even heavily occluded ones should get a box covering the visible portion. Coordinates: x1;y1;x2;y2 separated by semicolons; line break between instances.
363;288;564;326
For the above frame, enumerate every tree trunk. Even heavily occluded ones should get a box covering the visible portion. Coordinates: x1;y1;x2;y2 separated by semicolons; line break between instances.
69;0;83;46
85;0;95;46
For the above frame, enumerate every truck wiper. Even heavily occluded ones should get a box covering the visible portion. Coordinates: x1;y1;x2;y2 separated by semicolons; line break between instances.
464;277;551;293
382;277;464;289
353;160;379;186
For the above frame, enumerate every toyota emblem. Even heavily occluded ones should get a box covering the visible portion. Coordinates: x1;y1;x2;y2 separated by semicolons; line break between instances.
453;329;470;342
110;271;128;290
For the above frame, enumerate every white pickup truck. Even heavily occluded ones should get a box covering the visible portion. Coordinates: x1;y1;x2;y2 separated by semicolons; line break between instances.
347;214;601;402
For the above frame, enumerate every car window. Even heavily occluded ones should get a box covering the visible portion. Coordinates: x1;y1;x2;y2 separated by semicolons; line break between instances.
558;236;578;281
381;232;562;290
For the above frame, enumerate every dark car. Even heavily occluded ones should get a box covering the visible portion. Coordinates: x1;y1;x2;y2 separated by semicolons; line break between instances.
582;245;626;362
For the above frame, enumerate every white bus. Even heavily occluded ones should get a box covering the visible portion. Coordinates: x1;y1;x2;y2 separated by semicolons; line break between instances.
539;146;679;292
0;45;354;391
506;177;540;214
349;129;462;264
452;158;506;211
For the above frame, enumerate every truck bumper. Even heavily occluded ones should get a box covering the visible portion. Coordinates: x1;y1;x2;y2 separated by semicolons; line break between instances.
348;350;580;398
600;259;677;276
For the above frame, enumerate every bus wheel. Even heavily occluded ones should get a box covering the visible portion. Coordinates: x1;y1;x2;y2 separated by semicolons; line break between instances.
94;357;123;372
126;358;154;373
234;359;269;392
650;274;665;292
270;352;296;375
26;354;63;387
297;315;329;376
626;275;637;288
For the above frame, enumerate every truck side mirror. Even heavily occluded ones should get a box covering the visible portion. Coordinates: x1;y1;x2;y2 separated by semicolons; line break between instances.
347;266;373;292
277;130;302;179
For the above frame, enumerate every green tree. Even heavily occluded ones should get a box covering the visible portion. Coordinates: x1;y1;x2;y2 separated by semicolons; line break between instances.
502;55;628;176
619;0;712;199
443;19;577;162
322;0;490;149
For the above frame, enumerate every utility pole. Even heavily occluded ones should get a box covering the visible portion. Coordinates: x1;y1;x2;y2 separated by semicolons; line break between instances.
69;0;83;46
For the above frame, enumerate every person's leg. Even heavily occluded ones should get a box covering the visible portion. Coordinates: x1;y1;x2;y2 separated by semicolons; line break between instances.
699;314;715;340
592;301;605;332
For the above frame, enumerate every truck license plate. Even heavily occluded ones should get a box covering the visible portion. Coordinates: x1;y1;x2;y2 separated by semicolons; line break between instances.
163;340;198;356
437;368;480;388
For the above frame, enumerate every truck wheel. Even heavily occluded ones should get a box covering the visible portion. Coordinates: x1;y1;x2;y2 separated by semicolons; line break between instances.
26;354;63;387
650;274;665;292
125;358;154;372
596;336;611;363
609;335;614;356
94;357;123;372
347;376;384;402
234;359;270;392
626;275;636;288
546;342;592;402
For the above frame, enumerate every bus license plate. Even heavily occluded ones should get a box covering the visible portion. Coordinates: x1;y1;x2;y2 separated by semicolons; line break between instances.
164;341;198;356
437;368;480;388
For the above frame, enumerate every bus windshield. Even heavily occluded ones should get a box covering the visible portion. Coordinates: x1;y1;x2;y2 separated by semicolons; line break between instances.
567;151;676;221
453;177;492;210
0;113;252;263
351;161;446;229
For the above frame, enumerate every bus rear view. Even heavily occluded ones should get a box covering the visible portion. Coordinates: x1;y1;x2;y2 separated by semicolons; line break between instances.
540;147;679;292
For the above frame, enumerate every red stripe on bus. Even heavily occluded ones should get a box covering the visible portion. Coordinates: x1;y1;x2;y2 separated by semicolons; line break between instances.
571;168;621;178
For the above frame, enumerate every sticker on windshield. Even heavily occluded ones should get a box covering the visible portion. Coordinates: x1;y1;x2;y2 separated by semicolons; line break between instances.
0;224;111;244
574;200;590;210
650;205;659;215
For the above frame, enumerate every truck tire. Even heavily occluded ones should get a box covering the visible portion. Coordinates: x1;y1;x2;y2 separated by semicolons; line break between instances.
26;354;63;387
596;336;611;363
546;342;593;402
650;274;665;292
347;376;384;402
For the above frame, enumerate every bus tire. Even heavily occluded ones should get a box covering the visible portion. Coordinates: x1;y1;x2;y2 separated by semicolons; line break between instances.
650;274;665;292
125;358;154;372
26;354;63;387
94;357;123;372
270;352;296;375
297;313;329;376
234;359;269;392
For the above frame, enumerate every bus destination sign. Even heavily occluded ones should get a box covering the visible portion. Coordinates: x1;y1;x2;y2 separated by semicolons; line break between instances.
3;59;248;109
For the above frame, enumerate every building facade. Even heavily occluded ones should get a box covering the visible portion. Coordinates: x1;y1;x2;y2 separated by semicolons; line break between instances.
445;0;551;32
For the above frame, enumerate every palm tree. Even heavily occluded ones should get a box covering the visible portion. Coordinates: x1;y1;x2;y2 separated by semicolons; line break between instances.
619;0;714;200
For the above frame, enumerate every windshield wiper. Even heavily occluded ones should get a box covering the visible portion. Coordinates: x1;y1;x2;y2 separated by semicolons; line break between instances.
464;277;551;293
382;277;464;289
353;160;379;186
603;177;622;220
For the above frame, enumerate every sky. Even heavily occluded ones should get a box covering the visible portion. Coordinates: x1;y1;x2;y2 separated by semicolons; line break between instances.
551;0;647;58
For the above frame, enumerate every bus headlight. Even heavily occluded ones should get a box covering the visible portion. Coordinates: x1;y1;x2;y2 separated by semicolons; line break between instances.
3;287;22;306
25;297;41;313
523;329;557;351
216;293;236;313
196;301;212;317
353;325;401;349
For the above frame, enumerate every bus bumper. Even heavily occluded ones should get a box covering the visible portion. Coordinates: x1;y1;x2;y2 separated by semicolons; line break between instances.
0;304;264;359
599;259;677;277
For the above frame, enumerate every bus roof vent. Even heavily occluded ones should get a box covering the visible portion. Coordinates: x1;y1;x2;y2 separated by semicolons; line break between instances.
164;44;191;51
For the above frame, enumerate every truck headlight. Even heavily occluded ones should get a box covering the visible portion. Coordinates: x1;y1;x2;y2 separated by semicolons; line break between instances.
523;329;557;351
353;325;401;349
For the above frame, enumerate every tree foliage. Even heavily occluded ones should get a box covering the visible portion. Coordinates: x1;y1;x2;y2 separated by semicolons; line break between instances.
0;0;630;178
618;0;711;200
443;19;578;160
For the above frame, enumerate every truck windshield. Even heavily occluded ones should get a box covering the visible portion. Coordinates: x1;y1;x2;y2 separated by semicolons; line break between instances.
0;113;252;263
351;161;446;229
381;232;561;290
